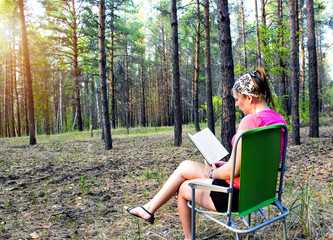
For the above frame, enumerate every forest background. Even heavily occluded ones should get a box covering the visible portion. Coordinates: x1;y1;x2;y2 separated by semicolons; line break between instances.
0;0;332;145
0;0;332;239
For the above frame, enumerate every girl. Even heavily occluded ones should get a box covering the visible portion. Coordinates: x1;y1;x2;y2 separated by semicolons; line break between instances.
124;68;287;240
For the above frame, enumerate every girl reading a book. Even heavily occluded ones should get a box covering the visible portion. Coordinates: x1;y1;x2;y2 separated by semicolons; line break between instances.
124;68;287;240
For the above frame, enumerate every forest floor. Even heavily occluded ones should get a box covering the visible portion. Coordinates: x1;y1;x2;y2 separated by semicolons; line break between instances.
0;120;332;240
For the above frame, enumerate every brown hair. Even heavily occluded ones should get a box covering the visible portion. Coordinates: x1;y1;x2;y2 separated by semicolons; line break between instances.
251;68;275;107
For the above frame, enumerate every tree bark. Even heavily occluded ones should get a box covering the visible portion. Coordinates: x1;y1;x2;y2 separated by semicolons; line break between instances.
254;0;261;67
278;0;289;115
0;70;3;137
141;61;146;127
306;0;319;137
19;0;36;145
59;75;63;133
155;58;161;127
43;70;50;135
204;0;215;134
162;26;168;126
22;55;29;136
4;59;9;137
193;0;201;132
300;0;306;108
10;42;16;137
170;0;182;146
240;0;247;70
98;0;112;150
94;76;101;129
260;0;268;69
289;0;300;145
216;0;236;153
125;45;130;134
71;0;83;132
317;30;323;113
13;34;21;137
110;1;116;129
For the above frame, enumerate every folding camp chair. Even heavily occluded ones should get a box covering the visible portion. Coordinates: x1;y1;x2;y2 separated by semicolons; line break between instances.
188;123;290;240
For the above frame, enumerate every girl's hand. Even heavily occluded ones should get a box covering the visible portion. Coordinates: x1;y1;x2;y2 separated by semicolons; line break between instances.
213;161;226;168
204;163;214;178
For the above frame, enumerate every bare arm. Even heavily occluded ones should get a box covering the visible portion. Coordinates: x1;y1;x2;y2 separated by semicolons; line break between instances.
204;131;243;180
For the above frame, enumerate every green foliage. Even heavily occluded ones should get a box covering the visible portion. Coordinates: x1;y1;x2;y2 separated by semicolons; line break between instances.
274;95;289;121
234;63;247;77
286;161;325;238
299;97;310;125
79;175;94;195
200;96;223;122
0;0;16;17
143;167;151;180
30;187;38;205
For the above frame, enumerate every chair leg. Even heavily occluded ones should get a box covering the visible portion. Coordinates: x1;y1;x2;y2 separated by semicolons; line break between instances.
235;232;241;240
282;217;288;240
191;189;196;240
247;214;251;240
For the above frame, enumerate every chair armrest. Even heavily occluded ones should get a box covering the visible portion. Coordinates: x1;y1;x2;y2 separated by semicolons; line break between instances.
188;181;232;193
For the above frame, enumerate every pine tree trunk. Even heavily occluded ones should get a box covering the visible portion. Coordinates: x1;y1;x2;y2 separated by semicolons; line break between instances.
126;46;130;133
254;0;261;67
71;0;83;132
317;32;323;113
156;56;161;127
306;0;319;137
204;0;215;134
94;76;101;129
240;0;247;70
162;26;168;126
260;0;268;69
0;82;2;137
4;59;9;137
148;63;153;126
44;73;50;135
194;0;201;132
13;39;21;137
98;0;112;150
300;0;306;109
19;0;36;145
289;0;300;145
141;62;146;127
216;0;236;153
110;1;116;129
166;38;171;126
53;76;59;133
10;52;16;137
171;0;182;146
278;0;289;115
22;57;29;136
0;75;3;137
59;76;63;133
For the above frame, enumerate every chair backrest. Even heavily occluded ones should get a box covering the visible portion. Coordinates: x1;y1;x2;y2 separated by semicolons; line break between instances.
236;124;287;217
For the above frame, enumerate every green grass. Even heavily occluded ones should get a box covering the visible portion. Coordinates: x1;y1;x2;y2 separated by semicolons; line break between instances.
1;124;215;146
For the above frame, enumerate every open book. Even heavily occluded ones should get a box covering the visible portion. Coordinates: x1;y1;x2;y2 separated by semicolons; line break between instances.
188;128;229;165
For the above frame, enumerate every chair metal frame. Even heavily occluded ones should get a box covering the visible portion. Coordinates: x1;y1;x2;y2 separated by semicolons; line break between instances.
188;124;290;240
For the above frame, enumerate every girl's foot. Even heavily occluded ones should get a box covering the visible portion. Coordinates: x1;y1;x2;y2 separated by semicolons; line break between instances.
124;206;155;224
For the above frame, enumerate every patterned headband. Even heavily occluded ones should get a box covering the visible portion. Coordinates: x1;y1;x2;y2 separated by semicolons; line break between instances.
232;72;259;97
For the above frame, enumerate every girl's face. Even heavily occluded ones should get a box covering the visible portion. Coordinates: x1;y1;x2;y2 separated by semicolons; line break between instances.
233;91;251;115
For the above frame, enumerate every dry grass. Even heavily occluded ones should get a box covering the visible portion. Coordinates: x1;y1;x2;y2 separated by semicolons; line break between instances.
0;121;332;239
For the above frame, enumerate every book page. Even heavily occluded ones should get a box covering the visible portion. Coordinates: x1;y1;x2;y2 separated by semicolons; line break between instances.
188;128;229;164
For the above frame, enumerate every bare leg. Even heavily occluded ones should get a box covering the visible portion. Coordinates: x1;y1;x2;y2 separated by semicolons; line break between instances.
177;179;216;240
124;160;206;220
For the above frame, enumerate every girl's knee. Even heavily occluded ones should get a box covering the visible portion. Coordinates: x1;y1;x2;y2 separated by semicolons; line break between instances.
178;160;193;169
178;180;192;199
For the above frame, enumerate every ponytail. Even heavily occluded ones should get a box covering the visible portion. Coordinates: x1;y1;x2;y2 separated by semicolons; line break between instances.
252;68;275;107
